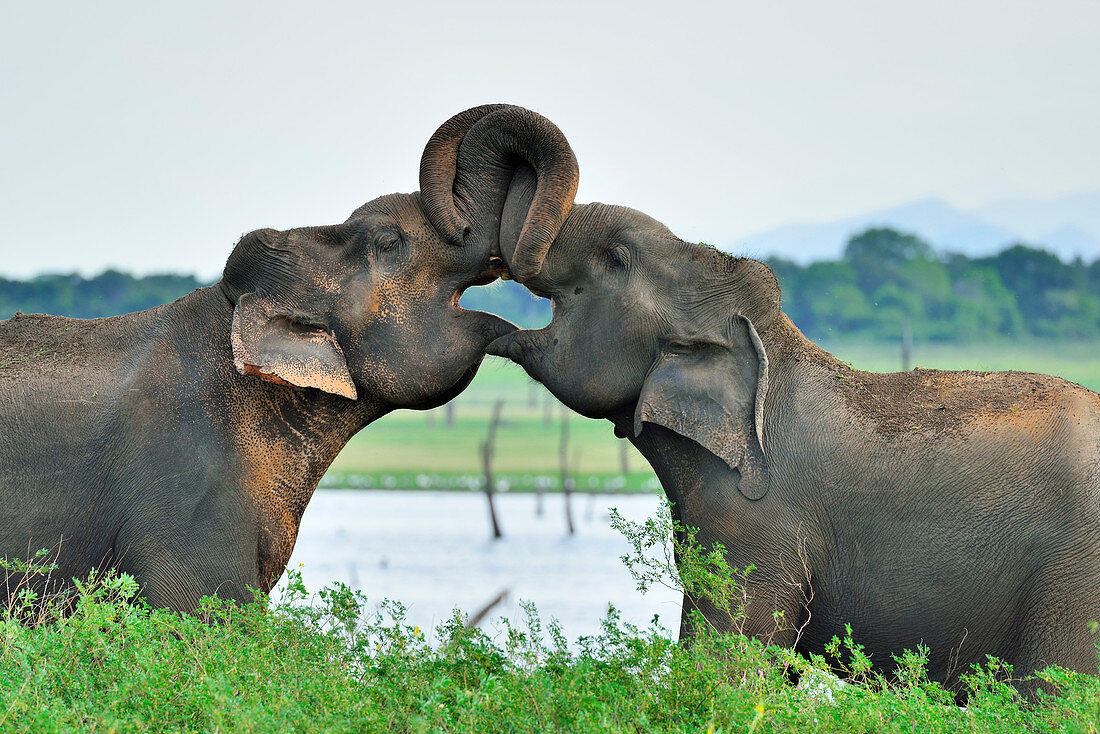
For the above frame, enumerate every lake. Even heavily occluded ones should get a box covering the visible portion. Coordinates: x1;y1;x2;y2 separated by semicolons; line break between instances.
284;490;682;641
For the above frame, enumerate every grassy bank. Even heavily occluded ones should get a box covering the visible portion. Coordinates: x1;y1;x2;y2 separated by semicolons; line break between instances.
325;340;1100;491
318;469;661;493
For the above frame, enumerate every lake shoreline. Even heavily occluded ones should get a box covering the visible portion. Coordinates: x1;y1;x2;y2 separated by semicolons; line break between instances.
319;468;663;494
317;484;662;495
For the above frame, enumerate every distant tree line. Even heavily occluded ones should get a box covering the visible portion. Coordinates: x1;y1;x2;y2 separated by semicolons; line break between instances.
0;268;556;329
769;227;1100;342
0;270;208;321
3;227;1100;342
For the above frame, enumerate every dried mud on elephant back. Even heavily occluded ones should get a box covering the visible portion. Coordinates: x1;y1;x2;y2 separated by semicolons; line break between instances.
833;364;1074;437
0;314;104;385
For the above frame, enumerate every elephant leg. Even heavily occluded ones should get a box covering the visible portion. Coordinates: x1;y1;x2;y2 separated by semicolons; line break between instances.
115;523;260;612
678;577;807;649
132;555;259;612
1007;571;1100;696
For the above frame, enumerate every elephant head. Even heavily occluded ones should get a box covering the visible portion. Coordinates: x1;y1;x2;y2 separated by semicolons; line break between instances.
488;203;780;500
221;104;579;410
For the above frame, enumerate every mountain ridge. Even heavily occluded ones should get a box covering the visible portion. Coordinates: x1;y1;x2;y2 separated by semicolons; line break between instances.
730;191;1100;263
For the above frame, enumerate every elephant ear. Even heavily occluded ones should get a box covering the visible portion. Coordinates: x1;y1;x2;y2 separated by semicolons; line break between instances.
634;314;769;500
231;292;357;400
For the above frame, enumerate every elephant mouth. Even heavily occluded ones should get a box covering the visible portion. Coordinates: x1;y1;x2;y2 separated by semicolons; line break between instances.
449;258;511;311
488;255;513;281
482;271;560;369
476;255;512;284
445;263;519;349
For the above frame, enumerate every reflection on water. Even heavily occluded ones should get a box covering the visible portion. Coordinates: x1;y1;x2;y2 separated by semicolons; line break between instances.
284;490;682;640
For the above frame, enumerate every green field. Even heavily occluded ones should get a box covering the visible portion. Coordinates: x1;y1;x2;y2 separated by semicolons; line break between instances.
325;356;660;492
325;338;1100;491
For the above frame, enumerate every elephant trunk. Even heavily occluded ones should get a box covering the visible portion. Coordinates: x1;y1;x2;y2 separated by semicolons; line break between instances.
419;105;579;282
485;327;552;374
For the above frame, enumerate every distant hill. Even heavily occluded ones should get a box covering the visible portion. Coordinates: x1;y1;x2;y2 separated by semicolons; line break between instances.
975;191;1100;254
734;192;1100;263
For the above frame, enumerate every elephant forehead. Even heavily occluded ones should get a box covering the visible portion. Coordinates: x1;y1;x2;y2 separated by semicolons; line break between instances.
349;192;423;225
666;257;780;329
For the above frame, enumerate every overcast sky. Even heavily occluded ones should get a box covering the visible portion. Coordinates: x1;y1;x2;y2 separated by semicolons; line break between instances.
2;1;1098;278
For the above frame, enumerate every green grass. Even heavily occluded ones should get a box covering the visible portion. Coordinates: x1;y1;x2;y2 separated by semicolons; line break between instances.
329;358;656;491
327;340;1100;491
4;517;1100;733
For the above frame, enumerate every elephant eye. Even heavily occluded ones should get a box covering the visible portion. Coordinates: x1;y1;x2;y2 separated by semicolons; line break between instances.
373;230;403;252
284;317;328;336
665;339;715;357
665;341;694;355
605;245;630;269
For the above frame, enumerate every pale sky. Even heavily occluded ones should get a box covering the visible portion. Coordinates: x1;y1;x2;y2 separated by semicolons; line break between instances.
2;0;1098;278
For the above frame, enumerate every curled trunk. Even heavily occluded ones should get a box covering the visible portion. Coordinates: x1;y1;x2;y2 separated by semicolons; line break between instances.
419;105;579;282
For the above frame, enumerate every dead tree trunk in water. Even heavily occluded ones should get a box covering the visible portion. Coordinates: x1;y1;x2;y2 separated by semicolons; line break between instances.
584;488;596;522
466;588;509;629
481;399;505;540
445;401;456;429
532;387;547;517
560;406;575;536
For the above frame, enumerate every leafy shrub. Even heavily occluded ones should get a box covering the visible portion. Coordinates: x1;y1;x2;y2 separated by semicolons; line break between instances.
2;512;1100;732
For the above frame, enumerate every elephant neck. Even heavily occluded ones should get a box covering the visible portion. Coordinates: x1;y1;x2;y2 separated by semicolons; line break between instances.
156;285;386;528
752;311;850;423
757;312;844;374
606;399;735;529
617;415;743;533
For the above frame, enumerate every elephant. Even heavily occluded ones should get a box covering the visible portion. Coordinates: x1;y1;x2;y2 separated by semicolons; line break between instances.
486;194;1100;692
0;104;579;612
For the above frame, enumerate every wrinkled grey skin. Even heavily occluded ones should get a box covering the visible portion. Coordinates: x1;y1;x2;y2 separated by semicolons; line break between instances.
0;105;578;612
489;202;1100;693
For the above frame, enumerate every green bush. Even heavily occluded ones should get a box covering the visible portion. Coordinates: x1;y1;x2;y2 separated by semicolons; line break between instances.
3;509;1100;732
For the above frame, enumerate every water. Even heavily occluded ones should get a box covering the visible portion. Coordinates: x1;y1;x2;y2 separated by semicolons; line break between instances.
284;490;682;641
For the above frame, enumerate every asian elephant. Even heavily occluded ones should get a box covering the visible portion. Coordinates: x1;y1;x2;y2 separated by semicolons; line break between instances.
487;195;1100;691
0;104;579;612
